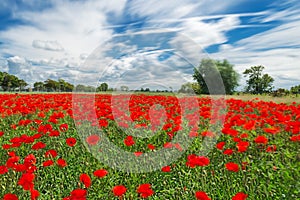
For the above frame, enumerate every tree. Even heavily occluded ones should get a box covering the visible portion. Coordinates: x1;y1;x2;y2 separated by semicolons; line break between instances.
178;82;201;94
75;84;86;92
34;82;44;92
58;79;74;92
290;85;300;96
243;65;274;94
193;59;239;95
44;79;59;92
0;72;20;91
96;83;108;92
18;79;28;92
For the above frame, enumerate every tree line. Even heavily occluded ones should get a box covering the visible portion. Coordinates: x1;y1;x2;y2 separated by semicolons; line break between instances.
1;58;299;95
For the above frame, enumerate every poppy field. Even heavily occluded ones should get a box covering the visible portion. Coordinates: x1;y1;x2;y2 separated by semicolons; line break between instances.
0;93;299;199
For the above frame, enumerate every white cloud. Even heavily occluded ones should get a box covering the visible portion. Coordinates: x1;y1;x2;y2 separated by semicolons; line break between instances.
212;17;300;89
0;0;127;68
1;0;299;90
32;40;64;51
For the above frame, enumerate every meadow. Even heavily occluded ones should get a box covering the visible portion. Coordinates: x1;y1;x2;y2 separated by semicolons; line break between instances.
0;93;299;200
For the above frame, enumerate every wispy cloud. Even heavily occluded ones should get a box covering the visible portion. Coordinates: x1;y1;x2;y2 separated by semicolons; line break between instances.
32;40;64;51
212;8;300;89
0;0;299;90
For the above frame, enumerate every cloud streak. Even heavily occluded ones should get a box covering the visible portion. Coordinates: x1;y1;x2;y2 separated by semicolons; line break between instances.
0;0;299;90
32;40;64;51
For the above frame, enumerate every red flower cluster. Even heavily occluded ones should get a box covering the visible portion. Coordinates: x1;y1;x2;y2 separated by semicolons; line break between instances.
137;183;154;198
186;154;210;168
124;135;135;146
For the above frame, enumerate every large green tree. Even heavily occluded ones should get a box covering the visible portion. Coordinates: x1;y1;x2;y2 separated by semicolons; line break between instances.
243;65;274;94
96;82;108;92
0;72;25;91
33;82;44;92
193;59;239;94
58;79;74;92
44;79;59;92
18;79;28;92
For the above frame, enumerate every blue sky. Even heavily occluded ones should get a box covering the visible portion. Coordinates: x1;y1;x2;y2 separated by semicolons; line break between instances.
0;0;299;90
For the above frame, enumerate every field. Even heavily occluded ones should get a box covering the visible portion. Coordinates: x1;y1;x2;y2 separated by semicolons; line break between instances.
0;93;299;200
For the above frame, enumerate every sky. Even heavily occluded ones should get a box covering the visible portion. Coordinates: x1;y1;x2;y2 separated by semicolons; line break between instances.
0;0;299;91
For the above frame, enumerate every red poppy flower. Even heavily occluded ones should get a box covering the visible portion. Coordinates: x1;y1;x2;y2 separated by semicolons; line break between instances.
99;119;108;127
147;144;155;150
80;174;91;188
0;131;4;137
232;192;248;200
93;169;108;178
223;149;234;155
225;162;239;172
6;156;19;168
163;142;173;148
2;144;11;150
31;142;46;150
290;135;300;142
264;127;279;135
195;191;211;200
24;154;36;166
112;185;127;197
66;137;77;147
3;193;18;200
235;141;249;153
0;165;8;174
30;189;39;200
216;141;226;150
45;149;58;158
86;135;100;146
49;130;60;137
57;159;67;167
134;152;143;157
18;173;35;190
161;166;171;172
186;154;210;168
137;183;154;198
43;160;54;167
254;135;268;144
124;135;135;146
59;123;68;132
69;189;87;199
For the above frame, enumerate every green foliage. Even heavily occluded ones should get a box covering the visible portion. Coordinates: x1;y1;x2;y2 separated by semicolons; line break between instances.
96;83;109;92
178;82;201;94
33;82;44;92
290;85;300;96
243;65;274;94
193;59;239;95
33;79;74;92
0;71;28;91
75;84;96;92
